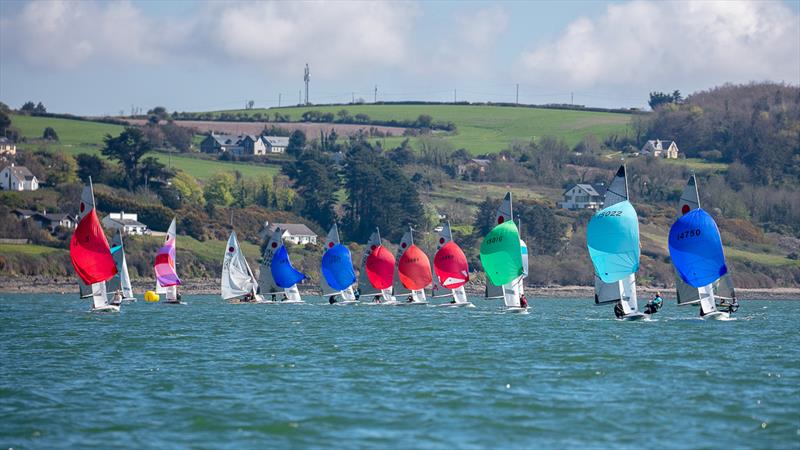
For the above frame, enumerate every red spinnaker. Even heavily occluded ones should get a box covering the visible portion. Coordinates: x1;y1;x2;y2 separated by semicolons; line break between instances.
366;246;395;289
434;241;469;289
398;244;432;290
69;208;117;284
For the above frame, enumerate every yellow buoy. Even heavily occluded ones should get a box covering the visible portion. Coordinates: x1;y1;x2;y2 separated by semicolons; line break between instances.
144;291;160;302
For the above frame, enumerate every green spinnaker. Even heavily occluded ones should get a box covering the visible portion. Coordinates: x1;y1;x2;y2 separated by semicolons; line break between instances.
480;221;523;286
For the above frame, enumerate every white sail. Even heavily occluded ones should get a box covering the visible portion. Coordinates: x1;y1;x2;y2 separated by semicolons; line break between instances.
156;218;178;294
91;281;109;309
392;229;414;298
222;231;259;300
593;166;640;314
258;228;285;296
109;230;135;299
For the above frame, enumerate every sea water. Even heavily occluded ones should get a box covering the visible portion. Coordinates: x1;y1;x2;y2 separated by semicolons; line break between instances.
1;294;798;449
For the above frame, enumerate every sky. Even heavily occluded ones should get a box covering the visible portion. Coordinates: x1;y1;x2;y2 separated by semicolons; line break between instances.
1;0;798;116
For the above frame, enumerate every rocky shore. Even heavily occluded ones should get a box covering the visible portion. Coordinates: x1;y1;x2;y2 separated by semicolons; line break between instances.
0;277;798;300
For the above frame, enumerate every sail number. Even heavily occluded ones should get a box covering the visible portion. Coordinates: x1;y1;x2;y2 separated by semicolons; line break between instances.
677;229;702;240
597;210;623;217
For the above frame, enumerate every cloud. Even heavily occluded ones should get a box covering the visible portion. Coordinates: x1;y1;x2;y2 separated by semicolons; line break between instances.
0;0;416;77
517;0;800;89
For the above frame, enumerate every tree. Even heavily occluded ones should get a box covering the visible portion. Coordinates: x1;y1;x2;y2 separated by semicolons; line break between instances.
20;101;36;114
416;114;433;128
161;123;194;152
147;106;169;121
283;151;340;229
386;139;415;166
171;171;205;206
139;156;173;187
203;172;236;206
34;102;47;114
42;127;59;141
287;130;306;156
76;153;110;183
0;111;10;137
101;127;152;190
648;91;677;110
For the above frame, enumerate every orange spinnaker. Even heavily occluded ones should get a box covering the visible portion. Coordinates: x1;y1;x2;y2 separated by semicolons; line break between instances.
398;244;432;290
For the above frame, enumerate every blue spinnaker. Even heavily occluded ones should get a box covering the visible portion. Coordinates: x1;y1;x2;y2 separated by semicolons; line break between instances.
271;245;306;288
587;200;640;283
668;208;727;288
321;244;356;291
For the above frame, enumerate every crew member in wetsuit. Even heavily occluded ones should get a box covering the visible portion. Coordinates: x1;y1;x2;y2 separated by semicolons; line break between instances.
373;295;382;304
329;295;337;305
718;296;739;314
520;294;528;309
645;292;663;314
614;300;624;319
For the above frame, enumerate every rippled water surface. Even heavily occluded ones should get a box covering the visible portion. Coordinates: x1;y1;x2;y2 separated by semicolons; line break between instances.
1;294;798;449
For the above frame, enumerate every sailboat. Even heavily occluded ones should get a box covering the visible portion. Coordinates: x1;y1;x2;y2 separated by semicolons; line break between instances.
221;231;264;303
669;174;737;320
321;224;358;305
432;222;472;307
70;178;119;313
360;228;397;304
480;192;527;313
259;227;305;303
587;166;644;320
107;229;136;304
155;218;183;304
395;227;432;305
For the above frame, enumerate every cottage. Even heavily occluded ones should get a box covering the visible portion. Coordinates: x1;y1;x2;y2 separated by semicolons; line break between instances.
33;211;77;232
102;212;148;235
199;133;244;154
457;158;492;178
560;183;606;210
263;222;318;245
640;139;679;159
241;135;267;156
261;136;289;154
0;137;16;156
11;208;36;219
0;164;39;191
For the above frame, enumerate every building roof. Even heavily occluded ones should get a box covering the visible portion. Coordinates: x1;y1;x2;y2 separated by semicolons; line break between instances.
564;183;606;197
0;137;12;144
262;136;289;147
12;208;36;217
268;223;317;237
2;165;36;181
207;133;243;146
470;158;491;167
104;215;147;227
35;212;75;223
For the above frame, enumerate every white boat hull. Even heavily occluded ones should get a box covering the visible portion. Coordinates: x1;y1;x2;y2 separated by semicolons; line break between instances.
396;301;428;306
434;302;474;308
506;306;528;314
701;310;731;321
332;300;359;306
121;297;137;303
92;304;120;313
618;311;647;321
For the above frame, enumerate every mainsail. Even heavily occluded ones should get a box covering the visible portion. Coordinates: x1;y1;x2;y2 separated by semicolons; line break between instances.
221;231;259;301
433;222;470;304
669;174;733;315
70;179;117;309
320;224;357;300
155;218;181;301
587;166;641;315
397;228;432;302
480;192;524;307
258;228;284;295
108;229;134;300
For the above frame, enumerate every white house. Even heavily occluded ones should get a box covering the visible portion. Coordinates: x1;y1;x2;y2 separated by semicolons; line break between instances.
241;135;267;156
264;222;318;245
640;139;679;159
0;137;16;156
261;136;289;154
560;183;606;210
33;211;77;233
102;212;148;235
1;164;38;191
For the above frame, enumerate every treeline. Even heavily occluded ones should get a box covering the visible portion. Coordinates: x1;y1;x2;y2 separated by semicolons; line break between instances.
646;82;800;186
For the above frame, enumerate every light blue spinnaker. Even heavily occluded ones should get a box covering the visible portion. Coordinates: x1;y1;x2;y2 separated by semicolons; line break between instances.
587;200;640;283
321;244;356;291
668;208;727;288
271;245;306;288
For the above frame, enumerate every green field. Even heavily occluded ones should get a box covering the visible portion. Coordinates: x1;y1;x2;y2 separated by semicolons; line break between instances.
9;115;279;181
213;104;634;153
0;243;67;256
663;158;729;172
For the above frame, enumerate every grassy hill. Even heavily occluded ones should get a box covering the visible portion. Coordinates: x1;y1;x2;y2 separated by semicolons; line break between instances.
9;114;278;180
208;104;634;153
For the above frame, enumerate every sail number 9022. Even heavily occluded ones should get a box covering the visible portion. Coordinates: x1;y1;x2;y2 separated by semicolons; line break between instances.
597;210;623;217
677;229;701;239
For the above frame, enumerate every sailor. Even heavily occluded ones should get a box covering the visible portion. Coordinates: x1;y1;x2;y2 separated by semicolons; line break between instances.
280;294;288;302
329;295;337;305
372;295;382;304
450;299;457;304
406;295;414;303
271;294;277;302
519;294;528;309
614;301;624;319
354;288;361;301
645;292;663;314
719;297;739;314
243;293;253;302
111;290;123;306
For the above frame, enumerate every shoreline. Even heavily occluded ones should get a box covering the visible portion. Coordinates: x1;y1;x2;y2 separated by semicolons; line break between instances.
0;278;798;300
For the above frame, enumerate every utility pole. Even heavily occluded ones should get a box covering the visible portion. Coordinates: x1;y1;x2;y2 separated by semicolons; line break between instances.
304;63;310;105
454;89;457;103
571;92;574;105
374;85;378;103
298;90;301;105
278;93;281;107
352;92;355;103
516;84;519;104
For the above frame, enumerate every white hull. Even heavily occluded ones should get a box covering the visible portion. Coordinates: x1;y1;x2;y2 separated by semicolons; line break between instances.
434;301;474;308
164;300;187;305
396;300;428;306
92;304;120;313
506;306;528;314
121;297;137;303
332;300;359;306
618;311;647;321
701;310;731;321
